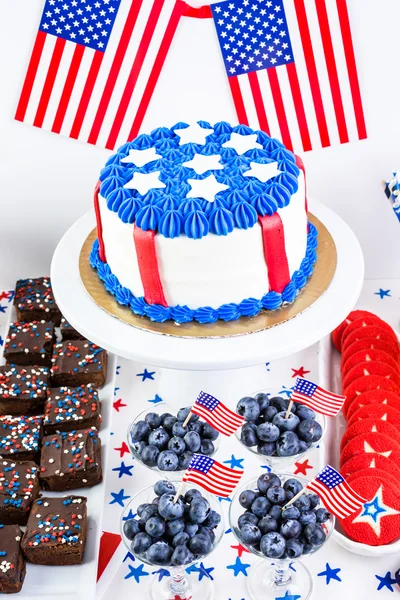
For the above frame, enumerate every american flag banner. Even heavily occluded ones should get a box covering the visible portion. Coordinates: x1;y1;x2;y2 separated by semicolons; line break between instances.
306;465;367;519
15;0;182;150
182;454;244;498
291;377;345;416
211;0;367;153
191;391;245;436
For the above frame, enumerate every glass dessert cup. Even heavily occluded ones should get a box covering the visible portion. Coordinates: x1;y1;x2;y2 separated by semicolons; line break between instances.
235;388;326;474
229;474;335;600
127;402;220;478
121;480;225;600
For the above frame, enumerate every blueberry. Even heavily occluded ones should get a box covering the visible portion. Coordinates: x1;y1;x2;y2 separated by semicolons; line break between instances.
183;490;200;505
178;451;193;470
163;416;177;432
184;431;201;453
255;392;270;413
257;442;276;456
164;518;185;539
157;450;179;471
304;523;326;546
177;407;199;423
251;496;271;518
203;510;221;529
152;497;160;506
258;515;278;534
154;480;176;497
315;508;330;523
240;524;262;546
145;516;166;538
198;526;216;545
298;440;312;453
202;422;219;441
132;532;152;555
299;534;313;554
263;406;278;421
158;494;185;520
172;422;187;437
171;544;194;566
123;519;140;541
189;534;212;556
239;490;258;509
298;509;317;526
241;426;258;447
200;440;215;456
172;532;190;548
308;494;320;509
147;541;173;565
141;445;160;467
132;441;146;458
260;532;286;558
285;538;303;558
257;422;280;442
238;512;259;528
131;420;150;442
266;486;286;505
188;497;210;524
276;431;300;457
168;436;186;455
297;419;323;443
159;413;172;422
296;405;315;420
148;428;170;449
283;479;303;498
236;397;260;422
268;505;283;521
145;412;162;429
281;506;300;520
188;422;203;435
257;473;281;494
294;494;311;512
280;519;302;539
270;396;285;410
272;412;300;432
184;523;199;537
137;503;159;521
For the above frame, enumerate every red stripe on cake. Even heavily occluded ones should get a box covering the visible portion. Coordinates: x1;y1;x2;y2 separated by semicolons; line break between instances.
93;181;106;262
133;226;168;307
259;213;290;293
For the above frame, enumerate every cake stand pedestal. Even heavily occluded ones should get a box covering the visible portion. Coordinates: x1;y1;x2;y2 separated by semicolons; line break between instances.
51;198;363;407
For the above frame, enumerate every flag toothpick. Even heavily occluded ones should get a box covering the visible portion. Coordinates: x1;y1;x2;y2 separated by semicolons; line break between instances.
182;412;192;429
282;487;306;509
284;400;294;420
183;391;245;436
173;482;184;504
288;377;346;417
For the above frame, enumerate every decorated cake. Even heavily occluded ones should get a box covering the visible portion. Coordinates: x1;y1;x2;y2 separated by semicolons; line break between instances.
90;121;318;324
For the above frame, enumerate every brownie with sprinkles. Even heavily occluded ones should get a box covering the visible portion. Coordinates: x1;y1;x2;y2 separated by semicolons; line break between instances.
0;460;40;525
51;340;107;388
21;495;87;565
14;277;61;325
60;317;84;341
40;427;102;491
0;416;42;463
4;321;55;367
0;525;26;593
43;385;101;436
0;365;50;416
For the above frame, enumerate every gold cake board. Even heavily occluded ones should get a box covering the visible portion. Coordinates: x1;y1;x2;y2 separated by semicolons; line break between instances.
79;213;336;339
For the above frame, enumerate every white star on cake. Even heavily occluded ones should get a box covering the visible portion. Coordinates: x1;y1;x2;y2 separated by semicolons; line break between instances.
173;123;214;146
124;171;166;196
183;153;223;175
222;132;262;155
244;161;281;183
186;174;228;203
352;486;400;536
121;147;161;168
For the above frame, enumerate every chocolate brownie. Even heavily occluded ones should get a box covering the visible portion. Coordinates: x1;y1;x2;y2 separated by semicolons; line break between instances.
0;416;42;463
0;460;40;525
51;340;107;388
43;385;101;436
4;321;55;367
14;277;61;325
0;525;26;593
0;365;50;416
60;317;84;341
40;427;102;491
21;495;87;565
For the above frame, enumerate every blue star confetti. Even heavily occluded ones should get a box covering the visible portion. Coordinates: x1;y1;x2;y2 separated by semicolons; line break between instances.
112;461;134;478
114;387;120;397
122;509;135;521
125;563;149;583
275;592;301;600
226;556;251;577
136;368;156;381
148;394;163;404
317;563;342;584
152;568;170;582
279;385;295;398
0;336;3;347
225;527;232;534
375;571;397;592
189;562;214;581
375;288;391;299
116;365;121;375
218;496;232;503
0;305;7;314
109;489;130;507
265;362;271;371
123;551;135;563
261;465;272;472
223;455;244;470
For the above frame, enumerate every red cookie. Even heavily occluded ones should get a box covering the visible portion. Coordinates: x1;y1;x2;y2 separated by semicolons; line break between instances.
339;476;400;545
346;389;400;420
331;310;377;352
342;337;400;366
340;418;400;453
342;326;399;356
347;469;400;493
342;361;400;393
341;453;400;479
342;349;399;379
340;432;400;468
347;403;400;428
342;376;400;419
341;317;398;350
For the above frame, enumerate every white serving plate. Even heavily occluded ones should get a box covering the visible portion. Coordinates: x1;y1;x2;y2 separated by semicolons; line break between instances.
0;291;116;598
318;332;400;557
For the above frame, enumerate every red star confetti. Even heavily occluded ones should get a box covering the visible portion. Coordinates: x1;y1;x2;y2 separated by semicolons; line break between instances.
0;291;12;301
169;596;192;600
291;366;311;378
113;398;127;412
294;459;313;476
231;543;251;558
114;442;130;457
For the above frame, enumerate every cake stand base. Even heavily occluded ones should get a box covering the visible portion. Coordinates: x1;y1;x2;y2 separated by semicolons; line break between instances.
247;559;313;600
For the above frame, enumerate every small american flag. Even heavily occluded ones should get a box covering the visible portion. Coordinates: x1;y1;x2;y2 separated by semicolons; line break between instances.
182;454;243;498
191;391;245;436
211;0;367;153
291;377;345;416
306;465;366;519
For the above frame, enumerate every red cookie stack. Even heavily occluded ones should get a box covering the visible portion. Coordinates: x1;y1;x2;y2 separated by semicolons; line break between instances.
331;310;400;545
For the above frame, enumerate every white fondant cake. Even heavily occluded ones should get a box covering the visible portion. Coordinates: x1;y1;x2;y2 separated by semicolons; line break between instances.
91;121;317;324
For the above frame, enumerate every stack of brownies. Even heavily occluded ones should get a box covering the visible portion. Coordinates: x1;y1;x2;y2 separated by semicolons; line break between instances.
0;277;108;593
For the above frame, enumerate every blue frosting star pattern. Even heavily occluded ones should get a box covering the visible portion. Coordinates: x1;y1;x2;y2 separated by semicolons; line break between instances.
112;461;134;478
360;496;386;522
317;563;342;584
275;592;301;600
375;288;391;299
226;556;251;577
125;563;149;583
375;571;397;591
136;368;156;381
148;394;163;404
223;455;244;469
152;568;170;581
109;488;130;507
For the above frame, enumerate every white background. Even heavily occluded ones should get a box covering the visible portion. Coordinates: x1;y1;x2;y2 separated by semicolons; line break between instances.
1;0;399;287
